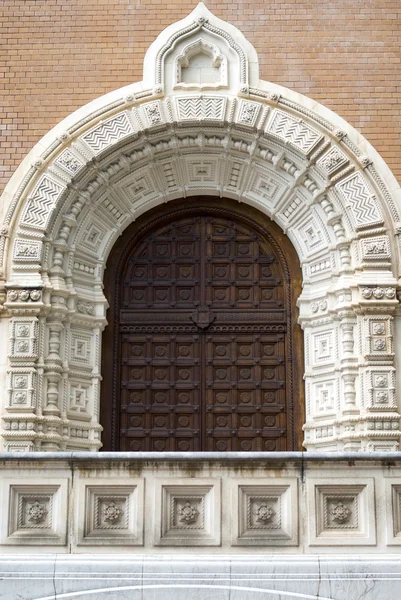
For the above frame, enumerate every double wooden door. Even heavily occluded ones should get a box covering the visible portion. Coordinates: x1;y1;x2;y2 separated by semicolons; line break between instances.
103;204;301;452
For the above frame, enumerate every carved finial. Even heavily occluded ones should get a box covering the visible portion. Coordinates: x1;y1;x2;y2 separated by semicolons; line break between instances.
333;128;346;140
32;159;44;170
195;16;208;26
360;155;372;168
58;132;70;142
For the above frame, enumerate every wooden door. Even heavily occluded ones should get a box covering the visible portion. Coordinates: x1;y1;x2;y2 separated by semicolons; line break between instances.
101;200;303;451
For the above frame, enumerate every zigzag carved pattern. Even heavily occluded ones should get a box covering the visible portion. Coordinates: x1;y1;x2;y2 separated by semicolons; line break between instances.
21;176;64;230
176;96;226;121
268;110;322;154
338;173;382;226
82;113;133;155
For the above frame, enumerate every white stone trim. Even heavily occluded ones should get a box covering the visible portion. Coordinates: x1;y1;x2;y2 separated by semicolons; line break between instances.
0;4;400;452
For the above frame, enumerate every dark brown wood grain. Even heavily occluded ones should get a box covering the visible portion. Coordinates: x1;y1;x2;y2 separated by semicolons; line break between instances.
101;198;304;451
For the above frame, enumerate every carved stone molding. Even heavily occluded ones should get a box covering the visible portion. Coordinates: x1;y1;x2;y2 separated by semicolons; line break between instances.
0;3;400;452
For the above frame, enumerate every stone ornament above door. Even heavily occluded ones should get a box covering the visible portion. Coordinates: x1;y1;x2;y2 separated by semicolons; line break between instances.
0;3;400;451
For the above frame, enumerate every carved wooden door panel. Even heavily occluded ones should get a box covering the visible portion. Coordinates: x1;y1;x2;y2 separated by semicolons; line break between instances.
117;214;291;452
203;218;287;451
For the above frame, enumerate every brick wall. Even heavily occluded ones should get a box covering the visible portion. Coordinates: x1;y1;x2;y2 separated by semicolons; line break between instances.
1;0;400;192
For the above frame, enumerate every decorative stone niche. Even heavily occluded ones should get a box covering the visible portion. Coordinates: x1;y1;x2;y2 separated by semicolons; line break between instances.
77;481;144;546
154;479;221;546
2;480;68;545
174;38;228;90
232;479;298;546
307;479;376;546
385;480;401;545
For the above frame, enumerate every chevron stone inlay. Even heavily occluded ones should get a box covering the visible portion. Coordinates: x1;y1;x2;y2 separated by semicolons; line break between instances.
21;176;65;230
81;112;134;155
337;172;383;228
175;96;227;122
267;110;323;154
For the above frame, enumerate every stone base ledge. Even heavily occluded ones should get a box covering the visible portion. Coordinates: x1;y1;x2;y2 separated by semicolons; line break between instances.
0;452;401;556
0;554;400;600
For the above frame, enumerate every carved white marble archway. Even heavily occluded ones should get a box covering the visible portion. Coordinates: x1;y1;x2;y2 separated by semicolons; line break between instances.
1;3;401;452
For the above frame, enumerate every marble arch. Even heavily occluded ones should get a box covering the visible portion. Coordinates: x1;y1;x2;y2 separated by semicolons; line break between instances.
0;3;401;452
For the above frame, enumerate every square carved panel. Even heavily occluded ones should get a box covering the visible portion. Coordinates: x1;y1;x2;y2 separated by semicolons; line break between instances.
3;481;68;545
154;479;221;546
232;479;298;546
385;481;401;545
77;482;144;546
307;479;376;546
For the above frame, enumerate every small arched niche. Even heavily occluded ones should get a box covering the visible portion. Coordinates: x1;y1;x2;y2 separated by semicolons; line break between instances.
174;38;228;90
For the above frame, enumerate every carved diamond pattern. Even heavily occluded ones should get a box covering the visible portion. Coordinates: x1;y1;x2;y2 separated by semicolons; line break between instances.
267;110;322;154
176;96;226;121
21;176;64;230
81;112;134;155
337;173;382;228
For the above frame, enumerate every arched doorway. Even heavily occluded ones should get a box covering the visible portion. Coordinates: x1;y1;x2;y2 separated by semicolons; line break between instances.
101;199;304;451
